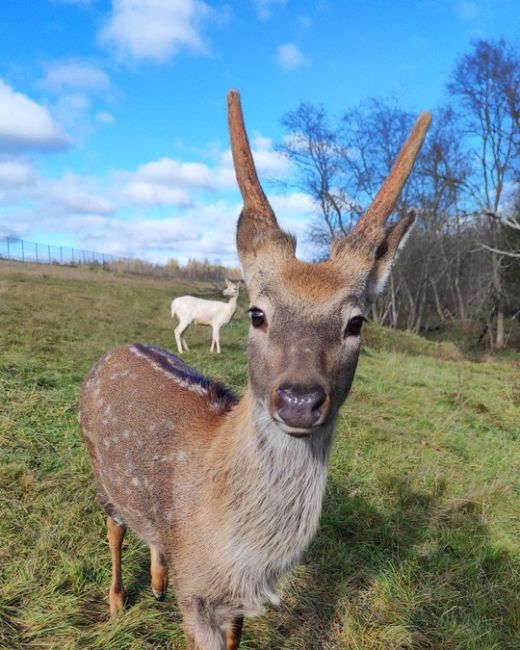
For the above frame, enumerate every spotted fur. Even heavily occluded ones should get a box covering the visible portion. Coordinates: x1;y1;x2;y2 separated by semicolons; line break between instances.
80;90;429;649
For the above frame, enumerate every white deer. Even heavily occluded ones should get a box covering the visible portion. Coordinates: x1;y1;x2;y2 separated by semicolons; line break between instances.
79;91;430;650
171;279;240;354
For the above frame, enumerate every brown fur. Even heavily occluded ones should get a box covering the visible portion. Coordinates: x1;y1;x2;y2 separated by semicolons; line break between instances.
80;90;429;649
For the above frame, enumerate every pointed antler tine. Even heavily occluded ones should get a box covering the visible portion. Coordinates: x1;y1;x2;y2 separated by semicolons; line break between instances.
352;111;431;238
227;90;277;225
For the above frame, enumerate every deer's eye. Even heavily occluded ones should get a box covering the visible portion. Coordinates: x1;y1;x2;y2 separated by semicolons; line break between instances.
248;308;266;328
345;315;365;337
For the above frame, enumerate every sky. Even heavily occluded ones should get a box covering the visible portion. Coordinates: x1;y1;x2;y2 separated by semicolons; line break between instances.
0;0;519;266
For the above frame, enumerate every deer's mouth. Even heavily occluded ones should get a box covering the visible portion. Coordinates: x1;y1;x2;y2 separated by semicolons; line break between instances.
271;416;323;437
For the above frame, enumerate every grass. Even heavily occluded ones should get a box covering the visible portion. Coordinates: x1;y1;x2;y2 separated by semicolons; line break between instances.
1;259;520;649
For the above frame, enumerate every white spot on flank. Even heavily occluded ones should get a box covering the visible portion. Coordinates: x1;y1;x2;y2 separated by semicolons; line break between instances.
177;451;187;462
131;477;140;487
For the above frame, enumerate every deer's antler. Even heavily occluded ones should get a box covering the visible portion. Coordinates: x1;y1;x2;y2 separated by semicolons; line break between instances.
352;112;431;239
227;90;278;227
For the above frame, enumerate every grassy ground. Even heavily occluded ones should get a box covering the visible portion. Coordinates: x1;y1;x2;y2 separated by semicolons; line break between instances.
1;260;520;650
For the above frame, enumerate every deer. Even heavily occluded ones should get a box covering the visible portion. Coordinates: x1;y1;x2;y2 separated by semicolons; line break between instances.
78;90;430;650
171;280;240;354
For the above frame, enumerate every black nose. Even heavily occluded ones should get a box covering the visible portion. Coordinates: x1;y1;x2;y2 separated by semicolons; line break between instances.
275;384;327;430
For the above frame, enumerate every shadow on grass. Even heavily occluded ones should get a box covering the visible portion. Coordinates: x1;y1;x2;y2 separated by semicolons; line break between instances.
108;474;520;648
256;474;520;649
112;473;520;648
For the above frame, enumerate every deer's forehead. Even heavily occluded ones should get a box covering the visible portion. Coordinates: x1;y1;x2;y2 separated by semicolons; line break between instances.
252;259;366;307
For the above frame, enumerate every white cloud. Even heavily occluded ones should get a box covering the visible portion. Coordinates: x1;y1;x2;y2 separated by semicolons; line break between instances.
121;181;194;208
0;132;316;264
136;158;216;188
277;43;307;72
117;157;233;208
96;111;115;125
37;62;116;141
99;0;213;63
0;80;69;152
254;0;287;21
455;0;480;20
44;174;115;215
39;61;111;94
0;158;36;189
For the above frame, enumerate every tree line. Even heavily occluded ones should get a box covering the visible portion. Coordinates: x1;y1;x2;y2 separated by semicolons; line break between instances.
278;38;520;351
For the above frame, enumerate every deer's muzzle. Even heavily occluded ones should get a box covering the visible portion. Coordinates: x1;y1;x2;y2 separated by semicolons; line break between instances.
272;384;329;433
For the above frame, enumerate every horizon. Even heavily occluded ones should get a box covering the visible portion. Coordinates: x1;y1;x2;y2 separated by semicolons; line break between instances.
1;0;519;265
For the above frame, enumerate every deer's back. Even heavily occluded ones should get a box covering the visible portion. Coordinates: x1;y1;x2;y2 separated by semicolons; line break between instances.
172;296;229;322
79;344;238;546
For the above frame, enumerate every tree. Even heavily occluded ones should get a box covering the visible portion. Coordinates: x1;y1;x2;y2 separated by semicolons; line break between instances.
448;38;520;349
279;99;471;331
279;103;349;253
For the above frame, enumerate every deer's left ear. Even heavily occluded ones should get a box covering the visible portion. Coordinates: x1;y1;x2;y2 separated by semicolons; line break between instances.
367;209;416;297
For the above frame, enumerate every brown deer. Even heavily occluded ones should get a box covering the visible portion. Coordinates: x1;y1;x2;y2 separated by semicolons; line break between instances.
79;90;430;650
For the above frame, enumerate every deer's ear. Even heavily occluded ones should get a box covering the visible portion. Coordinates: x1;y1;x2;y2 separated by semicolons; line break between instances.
227;91;296;286
367;210;416;298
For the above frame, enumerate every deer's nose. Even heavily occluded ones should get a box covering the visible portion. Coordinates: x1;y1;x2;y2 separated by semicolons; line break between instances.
274;384;328;430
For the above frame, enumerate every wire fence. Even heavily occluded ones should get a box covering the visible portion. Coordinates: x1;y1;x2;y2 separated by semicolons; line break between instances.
0;235;237;282
0;236;125;267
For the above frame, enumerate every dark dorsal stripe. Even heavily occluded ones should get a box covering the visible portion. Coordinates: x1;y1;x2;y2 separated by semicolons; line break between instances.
132;343;239;415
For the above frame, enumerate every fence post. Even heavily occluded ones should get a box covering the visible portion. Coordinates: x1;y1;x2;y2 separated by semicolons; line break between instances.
21;239;24;262
6;237;10;259
35;242;39;263
48;245;51;264
71;248;74;264
60;246;63;264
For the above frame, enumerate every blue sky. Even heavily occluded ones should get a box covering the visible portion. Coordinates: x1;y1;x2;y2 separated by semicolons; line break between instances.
0;0;519;265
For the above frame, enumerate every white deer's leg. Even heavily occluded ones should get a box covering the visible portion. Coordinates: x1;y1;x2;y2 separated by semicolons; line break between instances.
212;326;221;354
182;337;190;351
175;322;188;354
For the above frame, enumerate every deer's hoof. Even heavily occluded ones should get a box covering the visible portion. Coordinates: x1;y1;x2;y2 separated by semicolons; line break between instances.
109;593;125;617
152;589;166;601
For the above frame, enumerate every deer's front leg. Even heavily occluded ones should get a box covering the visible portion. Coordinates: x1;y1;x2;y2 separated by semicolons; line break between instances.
181;599;226;650
150;544;169;600
226;616;244;650
107;516;126;616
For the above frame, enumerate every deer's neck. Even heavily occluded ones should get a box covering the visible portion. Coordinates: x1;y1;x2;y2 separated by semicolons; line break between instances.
207;388;334;606
226;294;238;311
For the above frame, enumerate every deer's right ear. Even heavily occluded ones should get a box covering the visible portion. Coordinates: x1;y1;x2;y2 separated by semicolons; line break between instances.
228;90;295;283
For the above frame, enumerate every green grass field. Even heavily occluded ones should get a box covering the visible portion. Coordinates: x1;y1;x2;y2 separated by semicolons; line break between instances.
1;260;520;649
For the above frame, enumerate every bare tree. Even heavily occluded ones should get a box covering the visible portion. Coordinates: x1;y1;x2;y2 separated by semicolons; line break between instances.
279;104;351;254
448;38;520;349
278;40;520;350
279;99;471;331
